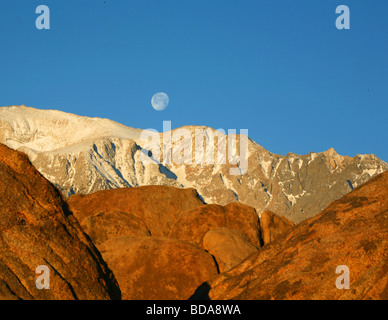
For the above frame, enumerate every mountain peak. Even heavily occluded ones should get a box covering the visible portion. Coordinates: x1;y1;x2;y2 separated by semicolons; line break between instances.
323;147;338;156
1;106;387;223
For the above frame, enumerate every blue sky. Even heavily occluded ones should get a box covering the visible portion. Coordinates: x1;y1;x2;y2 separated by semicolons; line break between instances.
1;0;387;161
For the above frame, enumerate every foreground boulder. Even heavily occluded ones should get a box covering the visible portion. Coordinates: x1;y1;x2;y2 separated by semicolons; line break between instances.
68;186;205;237
0;144;121;300
97;236;218;299
79;210;151;245
169;202;262;249
193;172;388;300
203;228;258;273
68;188;263;299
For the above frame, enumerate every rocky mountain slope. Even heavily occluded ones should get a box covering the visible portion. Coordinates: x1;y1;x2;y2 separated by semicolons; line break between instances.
0;144;121;300
193;171;388;300
1;105;387;223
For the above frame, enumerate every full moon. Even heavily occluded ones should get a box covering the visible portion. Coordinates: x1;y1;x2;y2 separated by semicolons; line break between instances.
151;92;169;111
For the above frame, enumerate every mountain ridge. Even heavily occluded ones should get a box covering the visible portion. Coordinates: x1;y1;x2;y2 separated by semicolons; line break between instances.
1;105;387;223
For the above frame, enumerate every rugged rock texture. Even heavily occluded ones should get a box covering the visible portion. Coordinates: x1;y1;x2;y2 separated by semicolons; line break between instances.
169;202;262;249
0;144;121;300
80;211;151;245
260;211;295;245
97;236;218;300
1;106;387;223
194;172;388;300
68;187;262;299
68;186;205;237
203;228;259;273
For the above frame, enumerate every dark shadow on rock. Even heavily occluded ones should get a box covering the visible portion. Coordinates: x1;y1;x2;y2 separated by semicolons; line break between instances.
189;282;211;300
140;147;178;181
158;164;178;180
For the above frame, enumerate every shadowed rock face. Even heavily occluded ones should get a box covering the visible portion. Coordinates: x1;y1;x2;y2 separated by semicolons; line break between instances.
0;144;121;300
194;172;388;300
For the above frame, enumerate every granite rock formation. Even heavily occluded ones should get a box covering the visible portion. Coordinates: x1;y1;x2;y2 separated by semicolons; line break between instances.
260;211;295;245
68;187;263;299
0;144;121;300
193;172;388;300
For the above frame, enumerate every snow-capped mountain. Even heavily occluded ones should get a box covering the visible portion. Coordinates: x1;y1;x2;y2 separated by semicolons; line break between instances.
1;105;387;223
